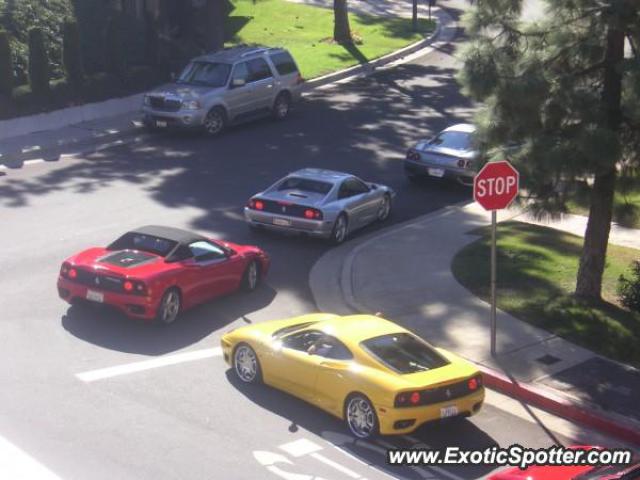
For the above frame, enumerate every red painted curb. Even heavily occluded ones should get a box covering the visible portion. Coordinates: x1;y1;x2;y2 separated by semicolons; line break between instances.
477;364;640;447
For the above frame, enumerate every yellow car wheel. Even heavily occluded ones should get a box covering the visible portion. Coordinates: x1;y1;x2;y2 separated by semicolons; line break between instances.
233;343;262;384
345;394;379;439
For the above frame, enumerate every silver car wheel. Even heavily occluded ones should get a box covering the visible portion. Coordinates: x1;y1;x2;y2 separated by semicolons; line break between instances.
204;109;224;136
273;94;290;119
377;195;391;221
234;345;258;383
346;396;376;438
159;290;180;325
247;262;258;290
333;215;348;244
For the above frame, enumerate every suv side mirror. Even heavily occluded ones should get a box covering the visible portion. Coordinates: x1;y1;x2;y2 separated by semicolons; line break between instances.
231;78;246;88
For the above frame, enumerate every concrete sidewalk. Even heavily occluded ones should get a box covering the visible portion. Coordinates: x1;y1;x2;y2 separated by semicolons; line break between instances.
310;202;640;444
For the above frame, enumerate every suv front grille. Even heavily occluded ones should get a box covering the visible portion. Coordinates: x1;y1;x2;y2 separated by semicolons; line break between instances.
149;96;181;112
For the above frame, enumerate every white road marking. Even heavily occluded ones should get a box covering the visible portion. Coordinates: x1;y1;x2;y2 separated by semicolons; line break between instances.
0;434;62;480
310;452;361;479
279;438;324;457
75;347;222;382
253;450;329;480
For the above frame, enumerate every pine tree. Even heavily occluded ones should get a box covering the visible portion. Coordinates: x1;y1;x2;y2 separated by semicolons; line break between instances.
458;0;640;301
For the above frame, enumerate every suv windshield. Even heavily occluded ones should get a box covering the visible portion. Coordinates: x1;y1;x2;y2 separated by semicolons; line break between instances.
430;131;473;151
177;61;231;88
361;333;450;374
277;177;333;194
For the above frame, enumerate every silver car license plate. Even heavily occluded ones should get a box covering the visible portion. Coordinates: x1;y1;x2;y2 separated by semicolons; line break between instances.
428;168;445;178
273;218;292;227
440;405;459;418
156;120;168;128
86;289;104;303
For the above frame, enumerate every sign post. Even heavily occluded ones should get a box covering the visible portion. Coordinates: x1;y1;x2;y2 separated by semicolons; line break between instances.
473;160;520;357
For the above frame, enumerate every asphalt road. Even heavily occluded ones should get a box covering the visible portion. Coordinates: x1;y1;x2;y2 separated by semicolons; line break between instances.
0;2;630;479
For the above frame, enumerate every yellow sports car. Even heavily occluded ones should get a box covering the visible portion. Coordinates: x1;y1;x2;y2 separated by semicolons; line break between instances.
221;313;484;438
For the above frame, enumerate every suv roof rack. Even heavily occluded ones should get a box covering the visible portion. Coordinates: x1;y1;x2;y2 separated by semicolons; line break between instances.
240;46;273;57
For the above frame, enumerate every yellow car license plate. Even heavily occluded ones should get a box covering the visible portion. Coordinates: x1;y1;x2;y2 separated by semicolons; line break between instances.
440;406;459;418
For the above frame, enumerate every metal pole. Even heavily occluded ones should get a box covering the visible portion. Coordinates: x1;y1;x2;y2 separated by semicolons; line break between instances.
490;210;497;357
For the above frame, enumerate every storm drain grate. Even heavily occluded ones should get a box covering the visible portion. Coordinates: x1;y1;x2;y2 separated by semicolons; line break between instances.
536;354;562;365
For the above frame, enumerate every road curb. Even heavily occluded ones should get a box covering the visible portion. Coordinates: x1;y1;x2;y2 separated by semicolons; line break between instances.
477;363;640;447
325;203;640;447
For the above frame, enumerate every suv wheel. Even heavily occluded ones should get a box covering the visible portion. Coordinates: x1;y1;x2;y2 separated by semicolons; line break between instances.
272;92;291;120
203;107;226;137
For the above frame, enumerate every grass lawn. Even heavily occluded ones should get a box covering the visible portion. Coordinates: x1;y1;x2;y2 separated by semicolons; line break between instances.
226;0;435;79
451;221;640;367
567;175;640;229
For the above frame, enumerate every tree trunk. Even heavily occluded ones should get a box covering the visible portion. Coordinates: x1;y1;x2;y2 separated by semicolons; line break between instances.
412;0;418;31
574;10;625;300
333;0;351;44
205;0;225;52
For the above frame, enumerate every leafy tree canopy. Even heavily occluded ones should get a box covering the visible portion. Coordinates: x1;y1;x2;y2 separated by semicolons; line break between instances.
0;0;75;83
459;0;640;215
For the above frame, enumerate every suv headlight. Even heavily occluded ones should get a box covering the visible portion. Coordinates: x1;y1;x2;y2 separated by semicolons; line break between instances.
182;100;201;110
143;95;151;106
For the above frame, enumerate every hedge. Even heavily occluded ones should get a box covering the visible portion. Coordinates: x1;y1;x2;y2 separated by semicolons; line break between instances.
62;18;83;89
28;27;50;97
0;29;13;96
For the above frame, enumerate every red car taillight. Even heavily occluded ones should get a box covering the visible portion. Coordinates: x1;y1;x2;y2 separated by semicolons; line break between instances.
303;208;322;220
124;279;147;296
69;268;77;279
395;390;423;407
468;374;482;391
248;198;264;210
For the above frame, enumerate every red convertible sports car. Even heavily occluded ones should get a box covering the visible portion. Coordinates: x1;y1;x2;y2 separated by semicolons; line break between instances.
57;226;270;324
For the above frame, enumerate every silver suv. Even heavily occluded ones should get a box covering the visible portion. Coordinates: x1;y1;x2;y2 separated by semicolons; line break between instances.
141;45;304;136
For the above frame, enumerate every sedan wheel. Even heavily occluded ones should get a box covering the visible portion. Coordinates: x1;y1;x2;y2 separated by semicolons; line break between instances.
331;215;348;245
234;344;261;384
204;108;225;137
346;395;378;439
156;289;181;325
242;261;260;292
377;195;391;221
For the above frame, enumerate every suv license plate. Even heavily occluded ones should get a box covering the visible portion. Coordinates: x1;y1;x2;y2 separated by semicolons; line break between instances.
86;290;104;303
428;168;445;178
440;406;459;418
156;120;168;128
273;218;292;227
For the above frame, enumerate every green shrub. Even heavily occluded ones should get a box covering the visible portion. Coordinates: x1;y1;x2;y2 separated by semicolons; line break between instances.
144;15;159;67
0;29;13;96
28;27;50;97
0;0;74;83
104;15;127;79
618;261;640;313
62;18;84;89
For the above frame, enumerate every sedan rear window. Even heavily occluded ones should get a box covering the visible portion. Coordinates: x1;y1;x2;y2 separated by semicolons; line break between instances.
361;333;450;374
277;177;333;194
107;232;177;257
429;131;473;151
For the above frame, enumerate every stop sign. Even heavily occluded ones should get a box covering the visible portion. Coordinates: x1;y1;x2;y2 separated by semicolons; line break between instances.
473;160;519;210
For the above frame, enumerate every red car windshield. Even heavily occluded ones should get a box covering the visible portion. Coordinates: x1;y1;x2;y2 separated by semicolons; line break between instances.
107;232;177;257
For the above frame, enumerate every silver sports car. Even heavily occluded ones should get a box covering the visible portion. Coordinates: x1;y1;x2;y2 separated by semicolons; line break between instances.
404;123;479;186
244;168;395;244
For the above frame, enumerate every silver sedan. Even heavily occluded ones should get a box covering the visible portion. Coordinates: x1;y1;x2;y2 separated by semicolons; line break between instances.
244;169;395;244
